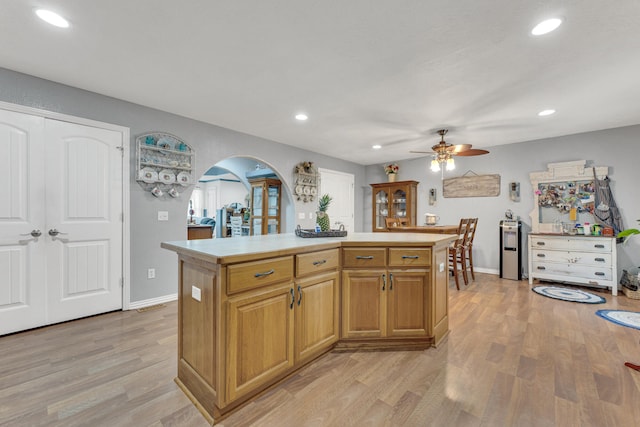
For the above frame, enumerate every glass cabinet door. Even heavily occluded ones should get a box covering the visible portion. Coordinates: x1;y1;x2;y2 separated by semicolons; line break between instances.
390;189;407;219
252;186;263;216
252;218;263;235
267;185;279;217
373;188;389;231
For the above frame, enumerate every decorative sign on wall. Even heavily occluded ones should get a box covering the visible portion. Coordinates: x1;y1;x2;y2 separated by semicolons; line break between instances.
443;172;501;198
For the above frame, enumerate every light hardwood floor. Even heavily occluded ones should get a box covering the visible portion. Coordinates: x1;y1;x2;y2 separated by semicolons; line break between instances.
2;274;640;426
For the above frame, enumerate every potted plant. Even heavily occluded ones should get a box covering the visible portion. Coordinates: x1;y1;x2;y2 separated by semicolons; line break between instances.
384;163;399;182
618;219;640;242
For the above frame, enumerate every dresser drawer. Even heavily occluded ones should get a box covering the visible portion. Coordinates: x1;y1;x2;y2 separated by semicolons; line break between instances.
531;236;612;252
227;256;294;294
532;262;613;281
388;248;431;267
296;248;340;277
342;248;386;268
531;249;612;266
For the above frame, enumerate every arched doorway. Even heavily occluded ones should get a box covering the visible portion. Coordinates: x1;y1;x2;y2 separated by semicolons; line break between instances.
186;156;293;238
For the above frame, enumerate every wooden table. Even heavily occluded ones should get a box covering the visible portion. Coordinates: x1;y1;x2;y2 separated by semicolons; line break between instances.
387;225;459;234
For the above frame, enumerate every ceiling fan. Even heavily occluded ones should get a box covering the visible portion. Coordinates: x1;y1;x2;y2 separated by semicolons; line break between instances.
410;129;489;173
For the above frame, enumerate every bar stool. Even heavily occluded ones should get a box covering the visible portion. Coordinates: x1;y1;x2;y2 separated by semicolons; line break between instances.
463;218;478;281
449;218;470;290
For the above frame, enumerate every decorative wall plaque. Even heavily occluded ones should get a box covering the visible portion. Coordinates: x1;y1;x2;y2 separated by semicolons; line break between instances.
443;172;500;198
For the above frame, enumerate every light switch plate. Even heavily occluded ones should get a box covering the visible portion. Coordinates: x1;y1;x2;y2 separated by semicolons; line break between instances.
191;285;201;302
439;262;445;272
298;212;305;219
158;211;169;221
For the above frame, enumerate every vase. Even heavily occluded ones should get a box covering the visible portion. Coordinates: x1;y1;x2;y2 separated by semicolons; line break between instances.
388;173;396;182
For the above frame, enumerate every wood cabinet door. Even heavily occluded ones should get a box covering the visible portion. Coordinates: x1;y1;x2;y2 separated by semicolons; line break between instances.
227;283;295;402
341;270;386;338
387;271;429;337
295;271;339;363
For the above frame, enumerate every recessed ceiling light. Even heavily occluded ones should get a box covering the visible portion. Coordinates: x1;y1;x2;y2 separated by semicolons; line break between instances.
372;145;382;150
531;18;562;36
35;9;70;28
538;109;556;116
295;113;308;121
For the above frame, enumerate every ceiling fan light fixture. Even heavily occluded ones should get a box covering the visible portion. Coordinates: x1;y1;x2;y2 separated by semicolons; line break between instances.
446;157;456;171
430;158;441;172
531;18;562;36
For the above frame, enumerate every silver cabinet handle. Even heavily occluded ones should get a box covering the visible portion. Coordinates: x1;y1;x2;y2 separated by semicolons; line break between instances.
401;255;419;259
594;257;605;262
312;259;327;266
21;229;42;238
297;285;302;306
254;269;274;278
536;242;546;246
290;288;295;310
48;229;67;237
389;273;394;290
537;253;546;258
594;244;605;249
356;255;374;260
382;274;386;291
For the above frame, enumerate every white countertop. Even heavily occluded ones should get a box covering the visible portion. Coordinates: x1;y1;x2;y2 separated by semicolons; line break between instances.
161;232;455;264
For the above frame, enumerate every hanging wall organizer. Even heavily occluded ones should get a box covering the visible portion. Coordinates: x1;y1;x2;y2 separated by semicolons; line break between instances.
136;132;195;198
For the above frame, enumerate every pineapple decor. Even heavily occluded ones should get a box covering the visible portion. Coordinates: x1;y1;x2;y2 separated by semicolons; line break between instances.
316;194;332;231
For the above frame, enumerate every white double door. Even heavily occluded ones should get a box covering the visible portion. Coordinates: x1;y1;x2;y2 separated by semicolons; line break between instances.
0;109;123;336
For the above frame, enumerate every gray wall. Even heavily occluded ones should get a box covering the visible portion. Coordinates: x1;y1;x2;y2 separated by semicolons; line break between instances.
365;125;640;277
2;67;638;301
0;68;366;303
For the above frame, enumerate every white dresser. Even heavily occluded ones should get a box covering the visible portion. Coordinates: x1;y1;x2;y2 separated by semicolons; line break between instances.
528;234;618;295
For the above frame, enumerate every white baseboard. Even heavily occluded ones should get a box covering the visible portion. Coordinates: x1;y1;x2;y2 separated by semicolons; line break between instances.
474;267;499;275
128;293;178;310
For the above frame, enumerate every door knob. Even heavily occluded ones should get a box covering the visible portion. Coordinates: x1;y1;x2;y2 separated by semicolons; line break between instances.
20;229;42;238
48;228;67;237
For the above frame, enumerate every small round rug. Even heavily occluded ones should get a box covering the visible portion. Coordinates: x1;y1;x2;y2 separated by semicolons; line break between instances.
596;310;640;330
532;285;606;304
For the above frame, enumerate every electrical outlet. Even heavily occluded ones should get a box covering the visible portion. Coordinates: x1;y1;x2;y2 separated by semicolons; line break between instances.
147;268;156;279
298;212;305;219
158;211;169;221
192;286;201;301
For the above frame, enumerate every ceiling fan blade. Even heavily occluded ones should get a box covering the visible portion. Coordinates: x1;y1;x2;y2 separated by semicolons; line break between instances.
446;144;472;153
409;150;434;154
454;149;490;157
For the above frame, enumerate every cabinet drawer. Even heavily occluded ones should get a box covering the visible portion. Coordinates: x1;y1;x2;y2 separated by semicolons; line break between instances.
227;256;294;294
531;236;612;252
532;262;613;281
342;248;386;268
532;249;612;266
388;248;431;267
296;249;339;277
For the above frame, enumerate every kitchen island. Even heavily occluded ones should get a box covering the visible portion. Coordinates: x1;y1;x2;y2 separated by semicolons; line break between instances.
161;232;454;424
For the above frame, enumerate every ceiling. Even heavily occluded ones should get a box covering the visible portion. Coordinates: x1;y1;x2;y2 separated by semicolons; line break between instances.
3;1;640;165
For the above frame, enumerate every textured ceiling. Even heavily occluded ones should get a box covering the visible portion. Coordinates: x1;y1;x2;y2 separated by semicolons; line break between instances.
2;1;640;165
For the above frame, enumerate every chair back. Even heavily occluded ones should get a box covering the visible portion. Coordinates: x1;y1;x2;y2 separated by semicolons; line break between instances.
453;218;470;248
386;217;409;228
465;218;478;246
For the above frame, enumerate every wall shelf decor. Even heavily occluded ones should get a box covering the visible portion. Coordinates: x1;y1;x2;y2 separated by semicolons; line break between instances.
136;132;195;198
293;161;319;202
